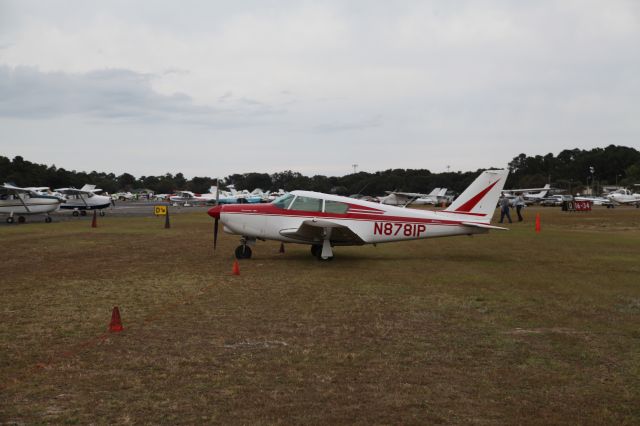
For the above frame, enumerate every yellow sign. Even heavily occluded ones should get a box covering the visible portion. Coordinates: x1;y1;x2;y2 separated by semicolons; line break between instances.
154;205;167;216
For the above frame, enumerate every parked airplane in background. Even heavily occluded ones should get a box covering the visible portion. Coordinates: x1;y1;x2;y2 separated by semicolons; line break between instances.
607;189;640;207
208;185;263;204
574;195;615;208
378;188;448;206
56;185;112;216
502;184;552;204
170;190;212;206
208;169;509;261
1;183;63;223
413;188;450;205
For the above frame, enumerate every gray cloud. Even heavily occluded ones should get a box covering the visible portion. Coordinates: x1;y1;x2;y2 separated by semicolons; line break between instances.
0;66;281;126
0;1;639;177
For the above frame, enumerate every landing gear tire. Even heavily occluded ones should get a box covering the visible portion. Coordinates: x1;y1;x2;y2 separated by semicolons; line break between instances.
235;245;252;260
99;211;106;217
45;216;52;223
72;211;79;217
18;216;26;223
80;210;87;216
6;217;14;224
311;244;333;261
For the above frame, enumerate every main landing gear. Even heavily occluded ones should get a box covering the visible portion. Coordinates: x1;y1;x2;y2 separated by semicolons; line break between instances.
311;240;334;261
5;214;52;224
5;213;25;224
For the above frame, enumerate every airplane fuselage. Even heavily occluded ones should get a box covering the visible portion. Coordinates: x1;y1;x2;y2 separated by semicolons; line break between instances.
0;194;61;215
218;192;489;246
60;194;112;211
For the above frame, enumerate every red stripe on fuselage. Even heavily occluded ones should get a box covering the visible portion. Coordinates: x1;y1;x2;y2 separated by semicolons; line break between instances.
218;203;481;226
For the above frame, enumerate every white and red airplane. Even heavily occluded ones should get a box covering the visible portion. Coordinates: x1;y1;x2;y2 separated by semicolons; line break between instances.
208;169;509;260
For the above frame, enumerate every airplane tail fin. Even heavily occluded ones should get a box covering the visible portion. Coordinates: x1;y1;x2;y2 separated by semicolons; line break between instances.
444;169;509;222
437;188;447;197
536;184;551;198
428;188;440;196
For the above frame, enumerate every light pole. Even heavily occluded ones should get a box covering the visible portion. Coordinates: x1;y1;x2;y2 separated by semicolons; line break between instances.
589;166;595;194
352;164;358;174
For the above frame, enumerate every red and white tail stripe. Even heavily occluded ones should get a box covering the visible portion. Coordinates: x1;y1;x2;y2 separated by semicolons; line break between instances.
444;169;509;221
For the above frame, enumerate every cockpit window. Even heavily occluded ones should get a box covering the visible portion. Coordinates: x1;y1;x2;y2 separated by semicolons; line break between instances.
272;193;295;209
324;200;349;214
289;195;323;212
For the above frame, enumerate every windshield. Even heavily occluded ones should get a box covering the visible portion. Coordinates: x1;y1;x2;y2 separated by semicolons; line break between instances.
289;195;323;212
272;193;294;209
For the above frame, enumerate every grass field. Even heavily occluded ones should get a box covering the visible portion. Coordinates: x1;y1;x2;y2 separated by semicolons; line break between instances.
1;207;639;424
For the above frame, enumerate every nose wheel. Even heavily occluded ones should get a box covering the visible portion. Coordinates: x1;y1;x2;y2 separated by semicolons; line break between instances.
234;245;252;259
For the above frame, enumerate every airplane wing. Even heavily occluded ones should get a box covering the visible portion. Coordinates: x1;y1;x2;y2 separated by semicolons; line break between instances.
390;191;426;198
279;219;365;245
55;187;90;195
614;198;640;205
2;183;32;193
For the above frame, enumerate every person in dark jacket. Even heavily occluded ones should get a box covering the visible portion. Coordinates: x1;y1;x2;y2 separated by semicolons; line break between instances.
499;196;512;223
514;193;526;222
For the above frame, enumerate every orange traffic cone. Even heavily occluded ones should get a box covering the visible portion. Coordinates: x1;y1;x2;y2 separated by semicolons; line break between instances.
279;243;285;254
232;259;240;275
109;307;124;332
535;213;541;233
91;210;97;228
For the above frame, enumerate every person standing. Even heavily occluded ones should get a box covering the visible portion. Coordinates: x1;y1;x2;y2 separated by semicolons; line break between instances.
515;193;525;222
499;196;512;223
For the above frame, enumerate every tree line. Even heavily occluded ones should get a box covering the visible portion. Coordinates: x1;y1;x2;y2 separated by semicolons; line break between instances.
1;145;639;196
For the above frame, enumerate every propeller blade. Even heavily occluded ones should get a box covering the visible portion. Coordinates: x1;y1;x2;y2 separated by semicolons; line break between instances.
215;179;220;206
213;217;219;251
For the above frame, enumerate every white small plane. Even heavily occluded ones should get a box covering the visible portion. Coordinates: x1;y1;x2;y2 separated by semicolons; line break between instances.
208;169;509;260
378;188;448;206
207;185;264;204
169;190;211;206
574;195;615;208
502;184;552;204
1;183;63;223
413;188;450;205
606;189;640;207
56;185;113;216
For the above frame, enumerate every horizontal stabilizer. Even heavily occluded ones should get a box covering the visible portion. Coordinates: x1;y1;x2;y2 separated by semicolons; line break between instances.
461;222;509;230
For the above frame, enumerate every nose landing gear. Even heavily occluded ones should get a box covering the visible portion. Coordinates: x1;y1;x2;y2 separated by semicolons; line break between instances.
234;237;254;259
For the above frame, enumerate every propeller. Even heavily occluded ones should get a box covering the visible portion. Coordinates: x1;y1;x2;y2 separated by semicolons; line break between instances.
213;217;219;251
213;180;220;251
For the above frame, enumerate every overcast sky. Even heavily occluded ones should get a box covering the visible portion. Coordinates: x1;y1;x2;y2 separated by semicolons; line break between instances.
1;0;639;178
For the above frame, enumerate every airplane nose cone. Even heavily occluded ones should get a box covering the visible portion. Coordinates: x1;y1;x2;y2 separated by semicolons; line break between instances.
208;205;222;219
